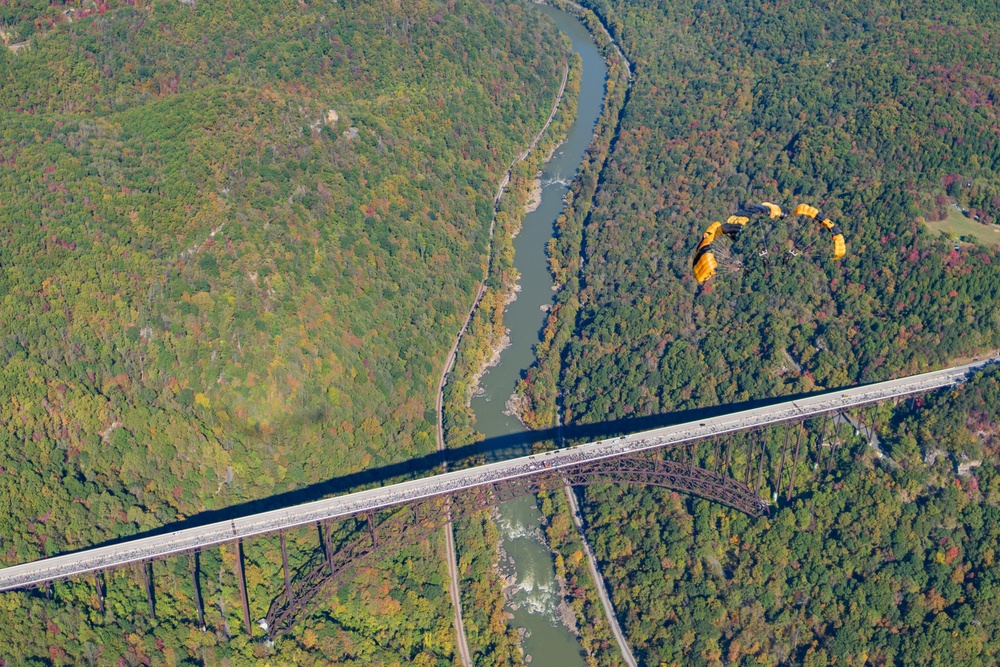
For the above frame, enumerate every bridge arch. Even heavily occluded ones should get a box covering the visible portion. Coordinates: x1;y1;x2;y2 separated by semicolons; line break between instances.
264;455;767;637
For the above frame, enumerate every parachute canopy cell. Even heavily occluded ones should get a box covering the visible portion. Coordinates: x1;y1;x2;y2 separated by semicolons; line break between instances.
737;202;787;219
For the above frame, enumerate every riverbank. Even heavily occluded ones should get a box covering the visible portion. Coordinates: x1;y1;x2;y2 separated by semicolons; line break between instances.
525;178;543;213
438;57;577;451
435;45;571;444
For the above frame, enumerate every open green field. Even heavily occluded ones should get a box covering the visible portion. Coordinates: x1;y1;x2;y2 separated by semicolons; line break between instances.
924;206;1000;245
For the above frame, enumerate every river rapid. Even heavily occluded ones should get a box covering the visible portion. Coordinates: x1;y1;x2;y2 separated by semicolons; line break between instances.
469;5;607;665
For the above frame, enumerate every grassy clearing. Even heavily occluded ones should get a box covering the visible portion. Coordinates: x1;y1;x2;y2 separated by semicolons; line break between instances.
924;206;1000;246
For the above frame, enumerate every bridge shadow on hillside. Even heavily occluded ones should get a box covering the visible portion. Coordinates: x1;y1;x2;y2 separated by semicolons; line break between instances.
89;385;898;550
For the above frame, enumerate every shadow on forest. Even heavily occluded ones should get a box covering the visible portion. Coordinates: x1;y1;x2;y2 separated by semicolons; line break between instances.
89;384;893;550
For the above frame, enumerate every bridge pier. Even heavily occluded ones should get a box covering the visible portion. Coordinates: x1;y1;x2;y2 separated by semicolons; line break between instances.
826;413;838;472
234;541;252;637
366;511;378;549
320;521;334;576
866;404;879;444
280;532;293;606
191;552;205;631
787;425;803;501
142;561;155;618
725;434;733;478
755;430;765;494
94;571;105;614
774;425;790;500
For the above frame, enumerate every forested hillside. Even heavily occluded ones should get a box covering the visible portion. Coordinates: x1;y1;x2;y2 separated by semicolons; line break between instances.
0;0;568;663
583;370;1000;666
518;0;1000;664
526;0;1000;425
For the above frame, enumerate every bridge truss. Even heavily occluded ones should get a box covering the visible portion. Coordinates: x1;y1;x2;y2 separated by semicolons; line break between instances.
264;451;768;636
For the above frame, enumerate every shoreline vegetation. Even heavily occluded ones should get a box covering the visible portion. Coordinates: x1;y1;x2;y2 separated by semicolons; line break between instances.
439;56;575;450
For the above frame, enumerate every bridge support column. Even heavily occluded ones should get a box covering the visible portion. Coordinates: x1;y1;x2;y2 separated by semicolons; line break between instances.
234;541;252;637
320;521;334;576
818;412;830;468
191;552;205;631
725;434;733;478
713;440;721;475
142;561;156;619
827;413;840;472
774;425;790;500
366;511;378;549
787;425;803;501
94;572;105;614
755;431;766;494
867;404;878;445
744;434;754;486
280;531;293;606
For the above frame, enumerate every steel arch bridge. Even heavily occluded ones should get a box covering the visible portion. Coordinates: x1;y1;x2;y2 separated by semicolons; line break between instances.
263;452;767;637
0;358;989;639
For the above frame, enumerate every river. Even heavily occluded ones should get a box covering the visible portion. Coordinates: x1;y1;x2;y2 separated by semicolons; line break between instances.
469;4;607;665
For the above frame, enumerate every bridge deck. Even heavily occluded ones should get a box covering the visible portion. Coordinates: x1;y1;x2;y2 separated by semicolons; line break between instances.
0;360;991;591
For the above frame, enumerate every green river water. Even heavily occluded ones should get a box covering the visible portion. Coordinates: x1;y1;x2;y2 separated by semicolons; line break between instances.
469;5;607;665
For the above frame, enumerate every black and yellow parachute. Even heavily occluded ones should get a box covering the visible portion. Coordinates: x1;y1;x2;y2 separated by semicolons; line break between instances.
792;203;846;260
691;201;846;284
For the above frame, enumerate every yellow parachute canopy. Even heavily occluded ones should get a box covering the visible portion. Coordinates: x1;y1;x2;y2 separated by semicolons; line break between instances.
793;204;846;260
692;221;723;283
691;212;757;284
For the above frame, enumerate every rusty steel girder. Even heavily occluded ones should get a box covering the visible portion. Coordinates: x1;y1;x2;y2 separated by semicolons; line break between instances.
263;454;766;638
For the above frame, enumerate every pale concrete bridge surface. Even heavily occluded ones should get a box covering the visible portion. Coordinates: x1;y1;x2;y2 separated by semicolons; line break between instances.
0;358;993;592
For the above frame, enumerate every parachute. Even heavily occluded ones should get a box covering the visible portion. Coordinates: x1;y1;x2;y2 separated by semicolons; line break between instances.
691;201;846;284
792;204;847;260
